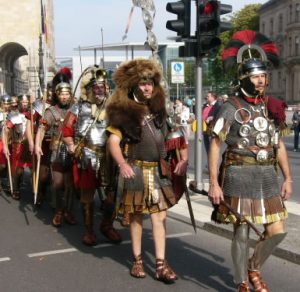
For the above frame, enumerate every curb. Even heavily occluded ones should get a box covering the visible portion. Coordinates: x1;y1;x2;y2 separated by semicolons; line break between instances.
168;211;300;266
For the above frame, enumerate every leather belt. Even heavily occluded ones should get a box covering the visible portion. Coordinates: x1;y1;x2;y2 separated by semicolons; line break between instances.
133;160;158;168
226;152;276;166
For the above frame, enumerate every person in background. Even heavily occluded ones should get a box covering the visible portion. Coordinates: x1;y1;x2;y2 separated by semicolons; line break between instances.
292;103;300;151
202;91;221;157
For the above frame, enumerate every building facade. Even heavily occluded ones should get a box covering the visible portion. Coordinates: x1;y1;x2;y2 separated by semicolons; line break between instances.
259;0;300;102
0;0;55;96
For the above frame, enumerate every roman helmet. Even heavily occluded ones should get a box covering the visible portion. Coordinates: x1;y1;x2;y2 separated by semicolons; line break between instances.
80;66;108;103
222;30;280;97
55;82;72;95
18;94;30;102
1;94;12;105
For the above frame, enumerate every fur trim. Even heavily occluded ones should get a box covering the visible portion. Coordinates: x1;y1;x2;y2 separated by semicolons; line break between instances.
106;60;167;143
113;59;163;90
106;91;146;143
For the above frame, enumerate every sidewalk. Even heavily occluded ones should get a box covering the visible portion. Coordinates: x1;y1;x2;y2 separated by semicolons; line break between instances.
168;177;300;265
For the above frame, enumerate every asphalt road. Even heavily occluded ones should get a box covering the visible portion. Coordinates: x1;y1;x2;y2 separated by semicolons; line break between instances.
1;186;300;292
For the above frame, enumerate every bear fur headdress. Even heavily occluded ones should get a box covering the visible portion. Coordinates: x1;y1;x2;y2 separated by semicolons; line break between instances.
106;59;166;143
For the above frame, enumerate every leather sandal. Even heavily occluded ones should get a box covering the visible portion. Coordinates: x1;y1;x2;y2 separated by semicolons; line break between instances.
155;259;178;284
238;282;251;292
130;255;146;278
52;211;63;227
63;211;77;225
100;220;122;244
82;231;97;246
248;270;269;292
121;212;130;227
12;191;20;200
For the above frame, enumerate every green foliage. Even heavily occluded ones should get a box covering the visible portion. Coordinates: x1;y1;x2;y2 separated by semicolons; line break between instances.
208;4;262;94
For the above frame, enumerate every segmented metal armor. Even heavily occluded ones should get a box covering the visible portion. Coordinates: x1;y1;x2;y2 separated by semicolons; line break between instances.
70;101;108;184
7;111;27;143
44;105;70;167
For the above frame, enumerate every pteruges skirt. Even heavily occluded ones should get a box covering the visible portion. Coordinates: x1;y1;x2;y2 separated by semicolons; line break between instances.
216;164;288;224
118;160;177;215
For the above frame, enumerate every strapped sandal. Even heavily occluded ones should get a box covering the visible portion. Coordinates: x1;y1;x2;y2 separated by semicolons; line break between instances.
238;281;251;292
248;270;269;292
155;259;178;284
52;211;63;227
130;255;146;278
121;212;130;227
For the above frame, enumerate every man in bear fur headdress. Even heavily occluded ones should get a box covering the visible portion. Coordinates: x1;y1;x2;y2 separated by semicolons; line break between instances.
106;59;188;283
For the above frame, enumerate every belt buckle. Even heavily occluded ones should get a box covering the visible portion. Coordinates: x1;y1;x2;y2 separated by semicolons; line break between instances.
256;149;268;162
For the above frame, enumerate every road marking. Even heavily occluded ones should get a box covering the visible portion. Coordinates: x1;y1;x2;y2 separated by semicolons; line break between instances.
27;248;78;258
166;232;193;238
0;257;10;262
94;232;193;248
25;232;194;257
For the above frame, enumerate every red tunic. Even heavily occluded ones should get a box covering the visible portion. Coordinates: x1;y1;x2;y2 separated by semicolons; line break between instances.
62;112;100;190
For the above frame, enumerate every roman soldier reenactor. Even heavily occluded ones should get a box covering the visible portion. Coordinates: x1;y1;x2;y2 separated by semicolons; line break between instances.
3;94;31;200
0;95;11;189
208;30;293;292
106;59;188;283
61;66;122;246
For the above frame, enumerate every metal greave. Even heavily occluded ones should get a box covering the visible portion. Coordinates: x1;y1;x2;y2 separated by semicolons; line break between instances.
231;224;250;284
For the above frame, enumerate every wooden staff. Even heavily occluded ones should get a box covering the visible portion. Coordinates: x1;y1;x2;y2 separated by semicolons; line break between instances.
6;153;13;196
33;89;47;204
29;94;36;194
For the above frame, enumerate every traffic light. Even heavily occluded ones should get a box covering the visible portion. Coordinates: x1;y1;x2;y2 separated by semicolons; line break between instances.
166;0;191;40
196;1;232;56
218;2;232;34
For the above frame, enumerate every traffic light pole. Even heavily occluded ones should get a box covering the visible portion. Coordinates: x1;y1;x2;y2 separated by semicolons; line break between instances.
194;57;204;191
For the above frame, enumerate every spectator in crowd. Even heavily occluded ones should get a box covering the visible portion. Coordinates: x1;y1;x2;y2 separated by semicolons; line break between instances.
202;91;221;156
292;103;300;151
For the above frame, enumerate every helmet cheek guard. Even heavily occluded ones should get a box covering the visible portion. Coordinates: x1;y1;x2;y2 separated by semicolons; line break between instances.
238;58;268;97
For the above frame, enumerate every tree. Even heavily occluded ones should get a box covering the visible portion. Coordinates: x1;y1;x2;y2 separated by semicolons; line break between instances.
208;4;262;94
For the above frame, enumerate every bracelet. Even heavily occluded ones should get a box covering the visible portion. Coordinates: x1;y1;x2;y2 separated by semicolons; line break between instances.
118;161;126;168
285;180;293;183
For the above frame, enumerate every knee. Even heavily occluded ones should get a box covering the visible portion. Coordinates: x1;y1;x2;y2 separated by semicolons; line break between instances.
152;212;167;226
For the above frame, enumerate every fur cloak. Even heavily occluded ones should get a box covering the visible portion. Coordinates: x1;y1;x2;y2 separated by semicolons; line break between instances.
106;59;167;143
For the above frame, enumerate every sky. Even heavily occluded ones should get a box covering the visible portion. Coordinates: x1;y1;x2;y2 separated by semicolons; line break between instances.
53;0;268;57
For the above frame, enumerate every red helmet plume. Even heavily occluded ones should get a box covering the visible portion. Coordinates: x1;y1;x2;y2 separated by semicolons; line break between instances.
222;30;280;72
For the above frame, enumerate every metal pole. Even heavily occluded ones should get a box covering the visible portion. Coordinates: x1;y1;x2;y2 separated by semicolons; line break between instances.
194;57;203;190
177;83;179;100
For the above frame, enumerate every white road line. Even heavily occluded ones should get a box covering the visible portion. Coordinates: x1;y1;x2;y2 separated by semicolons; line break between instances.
94;232;193;248
93;240;131;249
166;232;193;238
27;248;78;258
25;232;194;257
0;257;10;262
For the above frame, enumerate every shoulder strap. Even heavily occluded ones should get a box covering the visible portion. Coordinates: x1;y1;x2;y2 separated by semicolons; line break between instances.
145;117;162;159
228;96;249;123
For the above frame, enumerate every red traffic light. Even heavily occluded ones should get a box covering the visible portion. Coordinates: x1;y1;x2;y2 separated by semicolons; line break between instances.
199;0;219;15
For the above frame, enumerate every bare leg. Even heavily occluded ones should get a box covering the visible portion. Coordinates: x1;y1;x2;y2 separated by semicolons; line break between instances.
129;213;146;278
151;210;177;283
150;211;166;259
130;213;143;257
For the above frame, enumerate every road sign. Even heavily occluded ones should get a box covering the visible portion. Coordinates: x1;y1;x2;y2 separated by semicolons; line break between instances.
171;61;185;83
